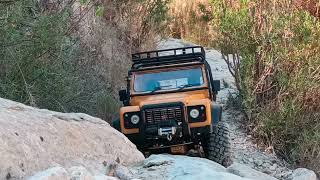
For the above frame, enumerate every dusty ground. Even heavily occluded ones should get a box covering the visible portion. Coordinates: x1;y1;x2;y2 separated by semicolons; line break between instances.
158;38;293;179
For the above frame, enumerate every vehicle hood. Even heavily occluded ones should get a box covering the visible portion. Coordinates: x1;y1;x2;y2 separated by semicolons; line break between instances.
130;89;210;107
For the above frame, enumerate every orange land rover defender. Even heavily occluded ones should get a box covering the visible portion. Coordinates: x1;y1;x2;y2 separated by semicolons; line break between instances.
113;46;231;166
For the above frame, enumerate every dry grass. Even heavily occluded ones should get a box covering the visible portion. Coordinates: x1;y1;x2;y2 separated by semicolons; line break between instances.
66;0;169;121
167;0;218;46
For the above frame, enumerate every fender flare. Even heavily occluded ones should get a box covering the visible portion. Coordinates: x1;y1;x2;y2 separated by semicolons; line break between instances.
211;104;222;125
112;118;121;132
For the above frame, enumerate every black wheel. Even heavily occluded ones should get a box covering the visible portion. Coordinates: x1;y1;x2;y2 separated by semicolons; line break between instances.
203;122;231;167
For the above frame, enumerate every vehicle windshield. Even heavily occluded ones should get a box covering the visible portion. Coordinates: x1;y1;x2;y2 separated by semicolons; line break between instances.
133;67;204;93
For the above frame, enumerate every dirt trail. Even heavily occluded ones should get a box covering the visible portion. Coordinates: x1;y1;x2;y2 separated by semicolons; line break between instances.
158;38;293;179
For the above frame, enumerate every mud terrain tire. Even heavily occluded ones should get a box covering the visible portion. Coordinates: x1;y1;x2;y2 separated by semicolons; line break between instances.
204;122;231;167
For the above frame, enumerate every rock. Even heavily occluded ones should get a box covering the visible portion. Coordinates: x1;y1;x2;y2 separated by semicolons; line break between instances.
114;164;134;180
269;164;277;171
130;155;253;180
28;166;70;180
142;155;175;168
93;175;119;180
68;166;93;180
28;166;119;180
227;163;278;180
254;159;264;166
0;98;144;180
276;170;294;180
290;168;317;180
262;162;271;169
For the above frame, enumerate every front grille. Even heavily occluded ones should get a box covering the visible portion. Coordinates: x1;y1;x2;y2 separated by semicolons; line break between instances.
144;106;183;124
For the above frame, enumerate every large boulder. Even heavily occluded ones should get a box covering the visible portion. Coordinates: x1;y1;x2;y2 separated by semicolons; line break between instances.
28;167;70;180
0;98;144;180
129;154;253;180
290;168;318;180
227;163;278;180
28;166;119;180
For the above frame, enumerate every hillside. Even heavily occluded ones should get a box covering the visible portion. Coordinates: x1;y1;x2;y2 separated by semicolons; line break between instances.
0;0;319;179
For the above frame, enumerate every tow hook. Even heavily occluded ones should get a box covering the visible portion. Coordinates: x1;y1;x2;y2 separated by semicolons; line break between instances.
167;134;173;141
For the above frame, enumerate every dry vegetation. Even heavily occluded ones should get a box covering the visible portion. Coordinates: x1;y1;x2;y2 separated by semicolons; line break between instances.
168;0;320;174
167;0;217;46
215;0;320;174
1;0;319;174
0;0;168;121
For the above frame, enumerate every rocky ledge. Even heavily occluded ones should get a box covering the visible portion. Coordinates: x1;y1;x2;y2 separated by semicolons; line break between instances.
0;98;317;180
0;98;144;179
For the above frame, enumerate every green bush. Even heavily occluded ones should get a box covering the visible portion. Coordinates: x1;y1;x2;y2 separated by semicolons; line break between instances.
0;0;169;123
211;0;320;173
0;0;113;117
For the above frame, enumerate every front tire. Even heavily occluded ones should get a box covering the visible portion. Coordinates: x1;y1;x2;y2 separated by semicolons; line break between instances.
203;122;231;167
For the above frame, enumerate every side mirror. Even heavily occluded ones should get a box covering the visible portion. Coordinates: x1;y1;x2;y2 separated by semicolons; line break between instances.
212;80;220;92
119;89;127;102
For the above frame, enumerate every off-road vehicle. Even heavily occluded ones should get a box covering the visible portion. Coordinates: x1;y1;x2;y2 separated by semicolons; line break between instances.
113;46;231;166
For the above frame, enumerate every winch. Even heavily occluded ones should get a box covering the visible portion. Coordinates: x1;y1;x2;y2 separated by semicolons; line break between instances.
158;127;177;141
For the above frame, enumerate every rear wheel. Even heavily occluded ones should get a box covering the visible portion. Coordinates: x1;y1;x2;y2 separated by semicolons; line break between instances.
203;122;231;167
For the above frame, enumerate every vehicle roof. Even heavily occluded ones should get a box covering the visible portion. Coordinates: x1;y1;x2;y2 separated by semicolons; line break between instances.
129;61;204;73
130;46;205;71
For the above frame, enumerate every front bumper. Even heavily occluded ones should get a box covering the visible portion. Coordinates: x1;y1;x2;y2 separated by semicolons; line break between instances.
126;125;212;151
121;101;217;150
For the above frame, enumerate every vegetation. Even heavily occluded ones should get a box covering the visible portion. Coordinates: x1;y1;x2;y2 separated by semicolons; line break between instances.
168;0;320;174
0;0;169;121
211;0;320;173
167;0;217;46
0;0;85;111
2;0;319;174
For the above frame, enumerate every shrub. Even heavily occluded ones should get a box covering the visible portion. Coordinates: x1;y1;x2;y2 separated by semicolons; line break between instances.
211;0;320;173
0;0;82;111
0;0;169;122
167;0;217;46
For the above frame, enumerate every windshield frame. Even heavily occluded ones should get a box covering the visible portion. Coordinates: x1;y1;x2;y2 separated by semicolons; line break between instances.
130;64;208;96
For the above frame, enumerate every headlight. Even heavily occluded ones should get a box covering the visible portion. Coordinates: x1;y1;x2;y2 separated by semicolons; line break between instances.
190;109;200;118
187;105;206;122
130;114;140;124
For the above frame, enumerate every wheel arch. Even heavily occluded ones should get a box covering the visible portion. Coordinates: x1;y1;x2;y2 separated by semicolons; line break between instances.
112;118;121;132
211;104;222;125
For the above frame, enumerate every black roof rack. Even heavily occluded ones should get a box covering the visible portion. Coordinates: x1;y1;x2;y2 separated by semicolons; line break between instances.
131;46;205;70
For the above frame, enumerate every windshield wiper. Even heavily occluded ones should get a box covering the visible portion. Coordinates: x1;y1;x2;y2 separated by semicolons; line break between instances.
150;84;200;93
150;85;171;93
177;84;200;91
